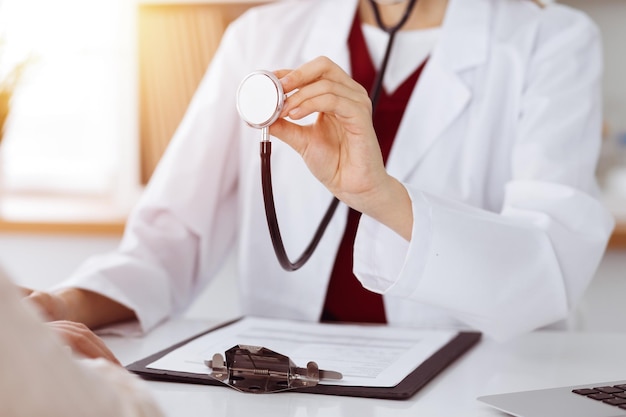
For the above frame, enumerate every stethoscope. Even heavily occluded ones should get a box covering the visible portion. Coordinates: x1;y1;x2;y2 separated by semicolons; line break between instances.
236;0;419;271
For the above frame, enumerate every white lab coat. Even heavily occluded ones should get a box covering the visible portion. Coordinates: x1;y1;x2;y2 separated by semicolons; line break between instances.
63;0;614;341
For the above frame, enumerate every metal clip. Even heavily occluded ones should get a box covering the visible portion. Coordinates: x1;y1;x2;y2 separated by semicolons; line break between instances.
204;344;342;394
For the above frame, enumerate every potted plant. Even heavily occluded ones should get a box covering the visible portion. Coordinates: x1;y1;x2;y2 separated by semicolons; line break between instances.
0;37;29;143
0;88;8;142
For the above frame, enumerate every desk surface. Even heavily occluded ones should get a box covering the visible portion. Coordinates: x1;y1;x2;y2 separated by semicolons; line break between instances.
103;319;626;417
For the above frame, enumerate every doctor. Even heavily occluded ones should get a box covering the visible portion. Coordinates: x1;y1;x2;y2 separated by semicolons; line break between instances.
27;0;613;345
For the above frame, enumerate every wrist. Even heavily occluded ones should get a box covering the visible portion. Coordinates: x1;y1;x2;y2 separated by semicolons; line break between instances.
346;175;414;241
55;287;136;329
55;288;85;323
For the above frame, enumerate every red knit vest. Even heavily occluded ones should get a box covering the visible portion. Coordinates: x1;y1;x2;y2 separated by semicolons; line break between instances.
320;13;427;324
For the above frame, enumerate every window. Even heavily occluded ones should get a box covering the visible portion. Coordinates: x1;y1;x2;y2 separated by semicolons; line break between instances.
0;0;138;204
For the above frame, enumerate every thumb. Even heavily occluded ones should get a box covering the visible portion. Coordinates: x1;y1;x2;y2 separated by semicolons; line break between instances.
269;118;308;155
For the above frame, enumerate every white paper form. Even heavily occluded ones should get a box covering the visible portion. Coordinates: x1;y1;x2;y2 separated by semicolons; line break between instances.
147;317;457;388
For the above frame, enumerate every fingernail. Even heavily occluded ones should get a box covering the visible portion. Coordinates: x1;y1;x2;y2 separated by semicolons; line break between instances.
289;107;300;117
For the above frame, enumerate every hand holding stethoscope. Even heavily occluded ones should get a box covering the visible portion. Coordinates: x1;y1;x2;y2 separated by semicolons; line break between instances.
272;58;390;218
237;0;417;270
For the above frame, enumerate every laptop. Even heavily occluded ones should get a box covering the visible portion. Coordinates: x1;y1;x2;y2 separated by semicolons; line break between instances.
478;380;626;416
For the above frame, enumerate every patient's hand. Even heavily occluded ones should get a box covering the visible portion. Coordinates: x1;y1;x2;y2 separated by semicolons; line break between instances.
21;288;122;364
47;320;122;365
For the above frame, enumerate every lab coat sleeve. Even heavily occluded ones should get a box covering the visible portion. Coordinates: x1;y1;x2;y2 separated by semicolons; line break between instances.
0;272;164;417
57;19;249;334
353;8;614;341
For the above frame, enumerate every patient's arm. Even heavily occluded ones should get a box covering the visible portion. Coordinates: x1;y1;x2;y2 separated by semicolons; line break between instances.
4;279;163;417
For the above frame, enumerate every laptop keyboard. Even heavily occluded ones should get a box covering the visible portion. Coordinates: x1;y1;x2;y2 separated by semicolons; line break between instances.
573;384;626;409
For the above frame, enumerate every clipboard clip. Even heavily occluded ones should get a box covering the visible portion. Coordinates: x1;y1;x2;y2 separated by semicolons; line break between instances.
204;344;342;394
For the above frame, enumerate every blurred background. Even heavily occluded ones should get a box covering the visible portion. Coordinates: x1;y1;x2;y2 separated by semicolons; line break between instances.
0;0;624;329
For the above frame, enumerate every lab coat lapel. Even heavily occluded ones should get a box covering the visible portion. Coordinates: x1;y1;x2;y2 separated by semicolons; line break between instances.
387;0;491;181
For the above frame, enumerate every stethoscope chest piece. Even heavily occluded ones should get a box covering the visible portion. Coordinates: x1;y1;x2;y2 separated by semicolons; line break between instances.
236;70;284;130
236;69;339;271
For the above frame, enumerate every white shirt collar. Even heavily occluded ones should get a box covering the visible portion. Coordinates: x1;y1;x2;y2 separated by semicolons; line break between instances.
361;24;441;94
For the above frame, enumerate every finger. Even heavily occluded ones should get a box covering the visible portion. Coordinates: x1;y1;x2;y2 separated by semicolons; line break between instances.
279;56;358;94
49;321;121;366
60;323;121;365
281;78;369;119
284;78;370;113
269;118;310;154
56;321;119;363
272;69;292;79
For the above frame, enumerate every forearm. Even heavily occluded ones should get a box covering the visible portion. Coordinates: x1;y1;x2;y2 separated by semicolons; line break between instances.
57;288;136;329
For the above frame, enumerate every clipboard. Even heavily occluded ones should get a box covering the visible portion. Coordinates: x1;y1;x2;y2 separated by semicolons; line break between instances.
126;317;481;400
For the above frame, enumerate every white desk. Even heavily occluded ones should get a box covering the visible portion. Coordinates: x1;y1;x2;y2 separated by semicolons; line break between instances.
103;319;626;417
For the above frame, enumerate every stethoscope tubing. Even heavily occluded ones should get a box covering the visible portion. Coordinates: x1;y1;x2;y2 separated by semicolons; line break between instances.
369;0;419;107
261;0;419;271
261;140;340;271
